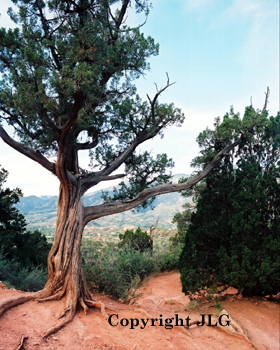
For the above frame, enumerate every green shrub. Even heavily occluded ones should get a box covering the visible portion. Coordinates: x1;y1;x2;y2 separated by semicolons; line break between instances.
83;244;156;300
155;243;183;271
18;266;48;292
0;167;51;268
118;227;152;252
0;251;47;292
82;237;184;300
179;109;280;296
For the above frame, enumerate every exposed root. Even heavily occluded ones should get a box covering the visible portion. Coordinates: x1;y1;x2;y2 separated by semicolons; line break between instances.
15;336;28;350
36;288;65;302
85;299;117;320
187;309;261;350
79;297;88;315
43;306;76;339
0;292;40;318
134;308;193;338
42;296;118;338
58;306;70;319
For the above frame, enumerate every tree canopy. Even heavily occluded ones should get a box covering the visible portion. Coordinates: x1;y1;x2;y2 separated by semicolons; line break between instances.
118;226;152;252
0;0;184;203
179;107;280;295
0;166;51;267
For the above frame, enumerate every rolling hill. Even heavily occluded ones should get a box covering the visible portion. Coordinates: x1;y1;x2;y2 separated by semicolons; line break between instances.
15;174;191;237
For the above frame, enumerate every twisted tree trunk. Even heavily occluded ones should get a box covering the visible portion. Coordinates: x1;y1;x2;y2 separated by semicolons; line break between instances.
32;180;114;337
40;183;87;300
35;182;91;336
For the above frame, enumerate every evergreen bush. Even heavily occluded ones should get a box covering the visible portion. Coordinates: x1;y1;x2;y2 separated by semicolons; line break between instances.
179;108;280;295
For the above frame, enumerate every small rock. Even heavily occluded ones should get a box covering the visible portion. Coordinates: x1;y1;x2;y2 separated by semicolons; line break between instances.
222;286;238;296
22;313;27;316
236;294;243;300
0;281;7;289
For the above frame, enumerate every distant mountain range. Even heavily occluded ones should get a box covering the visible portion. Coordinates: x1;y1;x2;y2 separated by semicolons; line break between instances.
16;174;191;236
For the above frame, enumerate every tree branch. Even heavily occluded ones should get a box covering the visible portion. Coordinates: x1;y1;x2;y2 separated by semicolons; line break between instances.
76;137;98;150
97;132;154;177
0;125;56;175
93;76;176;180
61;91;84;133
147;73;175;128
116;0;130;29
81;173;125;194
261;87;270;114
36;0;62;71
83;136;242;225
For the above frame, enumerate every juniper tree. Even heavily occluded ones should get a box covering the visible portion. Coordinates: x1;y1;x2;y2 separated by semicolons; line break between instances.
0;166;51;267
0;0;265;337
179;107;280;295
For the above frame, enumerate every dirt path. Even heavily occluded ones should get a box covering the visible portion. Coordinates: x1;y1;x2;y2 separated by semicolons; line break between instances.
0;272;279;350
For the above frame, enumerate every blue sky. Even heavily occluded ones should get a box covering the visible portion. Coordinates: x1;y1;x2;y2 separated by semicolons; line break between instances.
0;0;279;196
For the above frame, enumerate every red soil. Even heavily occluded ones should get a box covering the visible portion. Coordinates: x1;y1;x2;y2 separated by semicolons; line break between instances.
0;272;279;350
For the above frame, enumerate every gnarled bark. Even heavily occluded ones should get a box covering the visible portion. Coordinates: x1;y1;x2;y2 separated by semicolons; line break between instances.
36;181;111;338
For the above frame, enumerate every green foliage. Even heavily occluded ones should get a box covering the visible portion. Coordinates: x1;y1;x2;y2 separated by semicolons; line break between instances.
14;230;51;267
118;226;152;252
171;209;192;245
0;166;51;268
82;241;156;300
179;108;280;296
102;152;174;208
0;167;26;259
82;237;183;300
155;243;184;271
0;251;47;292
171;177;204;245
0;0;185;210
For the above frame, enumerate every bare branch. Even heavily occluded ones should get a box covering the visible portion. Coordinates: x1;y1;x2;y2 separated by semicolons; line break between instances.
147;73;176;128
261;87;270;114
0;125;56;175
83;136;242;225
149;217;159;240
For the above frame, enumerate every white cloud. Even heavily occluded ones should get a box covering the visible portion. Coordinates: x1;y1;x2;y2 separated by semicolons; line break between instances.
222;0;278;19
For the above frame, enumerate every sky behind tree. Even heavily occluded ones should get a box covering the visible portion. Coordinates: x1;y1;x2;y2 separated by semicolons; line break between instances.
0;0;279;196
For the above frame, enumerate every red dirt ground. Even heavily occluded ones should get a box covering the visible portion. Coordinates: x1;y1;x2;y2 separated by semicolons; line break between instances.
0;271;279;350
